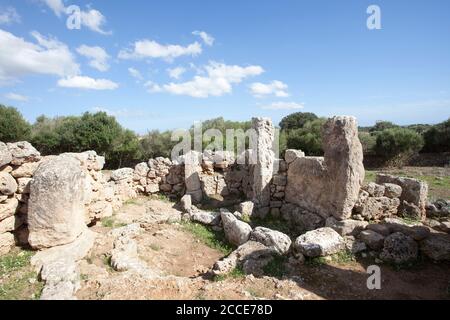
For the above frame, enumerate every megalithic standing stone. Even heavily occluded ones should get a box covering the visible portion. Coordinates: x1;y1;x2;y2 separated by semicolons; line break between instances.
252;117;275;217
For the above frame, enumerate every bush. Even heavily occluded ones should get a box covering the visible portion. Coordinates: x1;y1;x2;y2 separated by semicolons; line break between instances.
369;121;398;133
284;118;326;156
422;118;450;153
279;112;318;131
0;105;31;142
359;132;377;155
375;128;424;165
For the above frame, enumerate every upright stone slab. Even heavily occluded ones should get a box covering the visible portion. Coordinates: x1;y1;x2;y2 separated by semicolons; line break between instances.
28;155;87;249
252;118;275;215
285;116;364;220
184;151;203;203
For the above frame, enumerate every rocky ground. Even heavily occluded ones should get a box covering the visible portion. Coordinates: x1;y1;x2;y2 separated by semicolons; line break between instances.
2;196;450;300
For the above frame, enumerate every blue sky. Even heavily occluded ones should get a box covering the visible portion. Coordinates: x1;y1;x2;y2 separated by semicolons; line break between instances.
0;0;449;133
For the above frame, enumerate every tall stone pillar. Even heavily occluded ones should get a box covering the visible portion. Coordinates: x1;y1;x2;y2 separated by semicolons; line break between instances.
184;151;203;204
252;117;275;217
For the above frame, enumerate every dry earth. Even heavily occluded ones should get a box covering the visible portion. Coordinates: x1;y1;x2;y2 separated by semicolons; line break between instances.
72;197;450;300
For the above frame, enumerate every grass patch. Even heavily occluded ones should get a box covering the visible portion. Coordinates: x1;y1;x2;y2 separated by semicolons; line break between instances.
149;243;162;251
100;215;127;228
0;250;43;300
181;221;233;255
124;198;140;205
305;250;356;267
399;216;422;225
263;255;287;278
214;266;246;282
305;256;327;267
250;216;292;235
364;170;377;184
150;194;173;203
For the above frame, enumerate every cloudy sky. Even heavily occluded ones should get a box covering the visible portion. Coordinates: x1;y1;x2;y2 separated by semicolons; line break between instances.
0;0;449;133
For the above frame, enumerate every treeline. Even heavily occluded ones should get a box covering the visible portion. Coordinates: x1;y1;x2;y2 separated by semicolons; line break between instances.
1;104;449;168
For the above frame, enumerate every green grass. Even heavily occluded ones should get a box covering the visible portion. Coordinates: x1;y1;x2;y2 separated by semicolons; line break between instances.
100;215;127;228
262;255;287;278
0;250;43;300
149;243;162;251
123;198;140;205
305;249;356;267
250;216;292;235
0;250;33;276
365;170;377;183
150;194;173;203
181;221;233;255
214;266;246;281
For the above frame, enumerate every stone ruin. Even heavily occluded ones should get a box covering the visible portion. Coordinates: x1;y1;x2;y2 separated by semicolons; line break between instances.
0;116;449;299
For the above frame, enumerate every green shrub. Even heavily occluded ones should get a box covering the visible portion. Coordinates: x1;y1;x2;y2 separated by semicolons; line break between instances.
0;105;31;142
375;128;424;165
422;118;450;153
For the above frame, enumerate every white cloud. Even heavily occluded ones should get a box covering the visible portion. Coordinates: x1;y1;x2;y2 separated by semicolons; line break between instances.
118;40;202;61
42;0;65;17
0;7;21;25
155;61;264;98
260;101;304;110
250;80;289;98
77;45;110;72
128;67;143;81
192;31;214;46
80;9;111;35
0;29;79;84
41;0;111;35
144;81;162;93
167;66;186;79
4;92;29;102
57;76;118;90
92;107;145;118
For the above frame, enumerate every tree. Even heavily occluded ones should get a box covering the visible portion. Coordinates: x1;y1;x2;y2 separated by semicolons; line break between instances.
422;118;450;153
140;130;176;159
0;105;31;142
359;132;377;155
375;128;424;165
285;118;326;155
369;120;398;133
279;112;318;131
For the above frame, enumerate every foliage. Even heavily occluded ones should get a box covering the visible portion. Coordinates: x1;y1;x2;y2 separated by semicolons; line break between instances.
422;118;450;153
375;128;424;163
0;105;31;142
214;266;246;281
262;255;287;278
369;121;398;133
279;112;318;131
284;118;326;156
359;132;377;155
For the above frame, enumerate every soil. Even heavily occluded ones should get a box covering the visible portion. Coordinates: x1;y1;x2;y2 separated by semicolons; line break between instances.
75;197;450;300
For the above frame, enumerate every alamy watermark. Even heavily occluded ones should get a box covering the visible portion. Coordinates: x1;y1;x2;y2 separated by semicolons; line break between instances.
367;5;382;30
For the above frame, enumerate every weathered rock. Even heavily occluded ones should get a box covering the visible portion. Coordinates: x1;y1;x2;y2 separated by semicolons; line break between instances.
28;155;88;249
363;182;385;197
383;218;430;241
250;227;292;254
285;116;364;220
0;232;14;255
376;174;428;219
399;201;423;220
31;229;96;271
221;211;252;246
184;151;203;204
0;142;12;167
16;177;31;194
238;201;254;217
145;183;159;194
325;217;368;236
419;233;450;261
213;240;278;276
179;194;192;213
0;197;18;221
284;149;305;164
190;210;221;226
380;232;418;264
383;183;402;199
133;162;149;181
252;117;275;210
360;197;400;221
0;214;24;233
294;227;345;257
40;259;79;300
359;230;385;250
111;168;134;181
0;172;17;195
366;223;391;236
344;236;367;254
281;204;324;232
7;141;41;165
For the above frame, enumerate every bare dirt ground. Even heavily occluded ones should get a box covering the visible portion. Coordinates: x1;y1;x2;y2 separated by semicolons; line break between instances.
73;197;450;300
